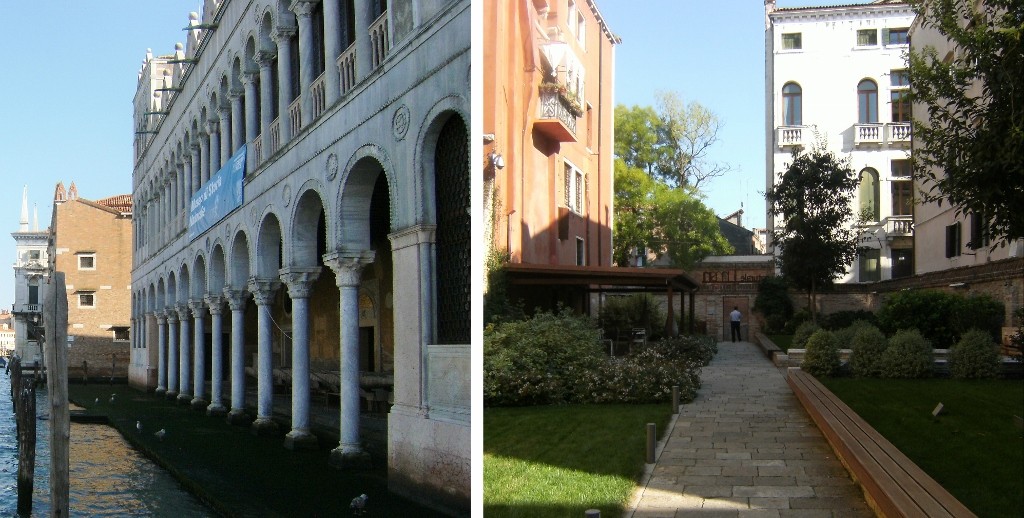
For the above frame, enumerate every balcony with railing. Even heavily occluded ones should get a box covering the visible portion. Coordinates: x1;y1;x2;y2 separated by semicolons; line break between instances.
777;126;809;149
289;97;302;138
889;122;911;144
884;215;914;236
854;124;884;146
311;73;326;120
338;43;357;96
535;82;580;142
369;12;390;70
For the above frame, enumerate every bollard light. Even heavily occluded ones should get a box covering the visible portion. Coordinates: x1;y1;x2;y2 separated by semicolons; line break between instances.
584;509;600;518
646;422;656;463
672;385;680;414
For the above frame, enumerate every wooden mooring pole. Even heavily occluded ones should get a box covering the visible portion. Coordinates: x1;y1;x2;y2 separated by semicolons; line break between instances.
11;355;36;516
45;271;70;517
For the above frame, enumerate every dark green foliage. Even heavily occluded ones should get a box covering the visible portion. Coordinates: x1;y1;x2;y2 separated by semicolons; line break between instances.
484;248;525;325
877;289;1004;348
576;336;712;404
849;325;888;378
766;141;859;322
599;294;666;341
881;329;934;378
832;320;878;349
484;308;605;406
822;310;877;330
949;329;1001;379
753;276;794;333
792;320;821;350
802;330;841;378
783;308;812;333
908;0;1024;243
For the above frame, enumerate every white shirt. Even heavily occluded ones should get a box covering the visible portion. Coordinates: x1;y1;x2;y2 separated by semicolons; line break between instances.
730;309;741;322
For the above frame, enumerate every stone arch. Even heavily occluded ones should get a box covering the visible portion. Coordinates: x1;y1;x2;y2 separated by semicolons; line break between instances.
178;263;192;305
254;212;283;278
228;229;252;288
209;242;227;294
413;94;470;224
192;254;209;300
288;182;327;268
429;112;470;344
336;145;395;251
166;272;178;308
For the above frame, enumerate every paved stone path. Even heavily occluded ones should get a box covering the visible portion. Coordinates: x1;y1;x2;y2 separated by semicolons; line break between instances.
627;341;874;518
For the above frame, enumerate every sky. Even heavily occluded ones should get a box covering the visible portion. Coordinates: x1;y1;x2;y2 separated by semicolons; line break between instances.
0;2;206;307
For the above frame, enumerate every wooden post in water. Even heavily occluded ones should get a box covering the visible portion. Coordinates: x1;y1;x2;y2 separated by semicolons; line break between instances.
11;355;36;515
44;271;70;517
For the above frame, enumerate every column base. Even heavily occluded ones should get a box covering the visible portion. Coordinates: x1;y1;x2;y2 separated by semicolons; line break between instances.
329;446;372;470
176;393;193;405
207;403;228;417
284;429;318;450
165;390;178;400
154;387;167;396
251;417;279;436
190;398;209;411
226;409;252;426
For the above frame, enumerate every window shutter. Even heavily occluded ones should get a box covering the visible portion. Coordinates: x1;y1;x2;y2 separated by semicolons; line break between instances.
882;28;889;44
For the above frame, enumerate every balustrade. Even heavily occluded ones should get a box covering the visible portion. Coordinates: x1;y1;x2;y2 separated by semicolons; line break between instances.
338;44;357;95
289;98;302;138
311;73;326;120
369;12;389;69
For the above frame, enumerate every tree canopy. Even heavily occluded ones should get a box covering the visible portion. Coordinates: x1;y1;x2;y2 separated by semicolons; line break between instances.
908;0;1024;243
766;143;859;321
613;92;733;269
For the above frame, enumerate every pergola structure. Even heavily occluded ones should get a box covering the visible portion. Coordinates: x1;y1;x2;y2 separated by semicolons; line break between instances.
504;263;700;336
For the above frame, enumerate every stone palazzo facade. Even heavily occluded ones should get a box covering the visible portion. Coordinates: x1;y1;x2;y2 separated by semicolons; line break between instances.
129;0;469;512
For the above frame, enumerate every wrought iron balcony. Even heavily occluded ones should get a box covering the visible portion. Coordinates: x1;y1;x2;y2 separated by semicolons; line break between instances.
535;83;579;142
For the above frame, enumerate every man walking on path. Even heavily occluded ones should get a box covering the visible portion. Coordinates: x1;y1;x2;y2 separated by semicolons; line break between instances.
730;306;742;342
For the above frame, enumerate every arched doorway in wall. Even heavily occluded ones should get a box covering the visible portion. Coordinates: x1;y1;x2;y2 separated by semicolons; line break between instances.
433;114;470;345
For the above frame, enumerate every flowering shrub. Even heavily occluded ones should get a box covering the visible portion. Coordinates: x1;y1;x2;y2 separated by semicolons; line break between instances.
485;310;714;406
948;329;1001;379
848;325;888;378
792;321;821;350
880;329;933;378
802;330;841;378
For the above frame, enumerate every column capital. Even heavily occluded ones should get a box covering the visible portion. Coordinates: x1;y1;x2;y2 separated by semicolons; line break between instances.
205;295;225;314
166;310;179;324
279;266;321;299
240;72;258;88
223;288;251;310
248;277;282;305
177;303;192;320
323;251;375;287
206;119;220;134
290;0;316;17
255;49;277;68
188;299;206;313
155;311;167;324
273;27;298;44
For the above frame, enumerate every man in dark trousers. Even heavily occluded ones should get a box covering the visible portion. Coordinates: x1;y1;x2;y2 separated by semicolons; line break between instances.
730;306;742;342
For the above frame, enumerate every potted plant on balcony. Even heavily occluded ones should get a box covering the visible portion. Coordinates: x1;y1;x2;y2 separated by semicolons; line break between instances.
539;81;583;117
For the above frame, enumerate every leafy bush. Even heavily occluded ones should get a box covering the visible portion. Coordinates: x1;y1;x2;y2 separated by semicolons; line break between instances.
576;336;709;404
783;308;813;334
877;290;1004;348
792;321;821;349
754;276;793;333
849;325;888;378
802;330;841;378
832;320;877;348
484;308;604;406
822;310;877;330
599;294;666;341
880;329;934;378
949;329;1001;379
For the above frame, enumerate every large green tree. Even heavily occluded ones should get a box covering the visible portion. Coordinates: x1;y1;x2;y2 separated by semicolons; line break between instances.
614;94;733;269
766;143;859;322
908;0;1024;243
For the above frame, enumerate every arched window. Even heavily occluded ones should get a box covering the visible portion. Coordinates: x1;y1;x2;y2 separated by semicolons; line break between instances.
858;79;878;123
782;82;802;126
858;168;880;221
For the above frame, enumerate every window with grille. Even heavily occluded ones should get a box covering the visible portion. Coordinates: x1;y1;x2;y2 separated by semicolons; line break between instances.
857;29;878;46
78;253;96;270
564;160;585;214
78;292;96;308
782;33;802;50
112;326;130;342
433;115;469;345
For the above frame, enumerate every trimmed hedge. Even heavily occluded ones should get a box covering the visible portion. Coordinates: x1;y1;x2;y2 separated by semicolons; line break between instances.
848;324;888;378
802;330;841;378
877;290;1004;348
792;321;822;350
949;329;1001;379
880;329;933;378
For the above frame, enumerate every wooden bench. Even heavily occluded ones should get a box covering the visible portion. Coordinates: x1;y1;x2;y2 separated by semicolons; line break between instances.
786;368;976;518
752;331;787;366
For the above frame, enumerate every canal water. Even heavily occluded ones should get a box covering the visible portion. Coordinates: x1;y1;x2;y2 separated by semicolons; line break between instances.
0;373;215;517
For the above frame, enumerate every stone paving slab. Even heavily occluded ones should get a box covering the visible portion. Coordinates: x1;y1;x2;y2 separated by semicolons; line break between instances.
626;341;873;518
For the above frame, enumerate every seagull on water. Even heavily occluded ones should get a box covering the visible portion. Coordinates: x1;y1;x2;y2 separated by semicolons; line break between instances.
109;393;116;404
136;421;143;432
94;398;99;405
350;494;368;515
154;428;166;441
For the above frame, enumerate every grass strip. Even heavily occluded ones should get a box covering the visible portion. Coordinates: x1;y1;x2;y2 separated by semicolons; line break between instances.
484;403;671;517
68;383;445;517
767;334;794;352
821;377;1024;518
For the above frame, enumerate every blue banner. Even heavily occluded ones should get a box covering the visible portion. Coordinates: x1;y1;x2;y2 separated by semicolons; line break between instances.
188;144;246;241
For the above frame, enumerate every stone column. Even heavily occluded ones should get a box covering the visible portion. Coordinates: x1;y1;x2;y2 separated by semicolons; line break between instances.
273;27;297;144
177;159;186;213
177;304;193;404
190;143;202;197
292;1;316;126
207;119;221;175
219;104;232;165
206;296;227;415
248;278;280;435
166;311;179;398
256;50;276;158
190;299;208;410
183;154;194;203
241;73;259;145
355;0;372;82
170;172;179;222
199;132;210;186
322;0;342;105
324;251;374;468
155;312;168;395
225;289;251;425
280;267;321;450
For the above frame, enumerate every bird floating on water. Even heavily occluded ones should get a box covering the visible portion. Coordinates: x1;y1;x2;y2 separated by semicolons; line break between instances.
154;428;166;441
109;394;117;404
350;493;368;515
137;421;143;432
94;398;99;405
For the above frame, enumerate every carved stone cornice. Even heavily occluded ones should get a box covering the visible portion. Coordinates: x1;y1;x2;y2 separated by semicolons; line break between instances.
323;250;375;288
280;266;321;299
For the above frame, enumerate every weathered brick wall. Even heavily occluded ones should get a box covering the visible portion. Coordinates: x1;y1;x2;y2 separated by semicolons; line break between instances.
52;199;132;379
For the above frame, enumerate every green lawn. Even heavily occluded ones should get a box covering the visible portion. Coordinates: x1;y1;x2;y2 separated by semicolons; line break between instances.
484;404;671;517
821;378;1024;518
767;334;794;351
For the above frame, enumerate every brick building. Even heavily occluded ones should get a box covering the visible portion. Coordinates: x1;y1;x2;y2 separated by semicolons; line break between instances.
49;182;133;380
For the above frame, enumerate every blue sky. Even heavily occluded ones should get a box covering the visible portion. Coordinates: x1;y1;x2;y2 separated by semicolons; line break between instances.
0;2;203;306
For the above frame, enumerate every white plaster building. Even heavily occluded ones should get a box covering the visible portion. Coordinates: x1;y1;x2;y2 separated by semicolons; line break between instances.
129;0;469;512
765;0;917;282
11;186;49;367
